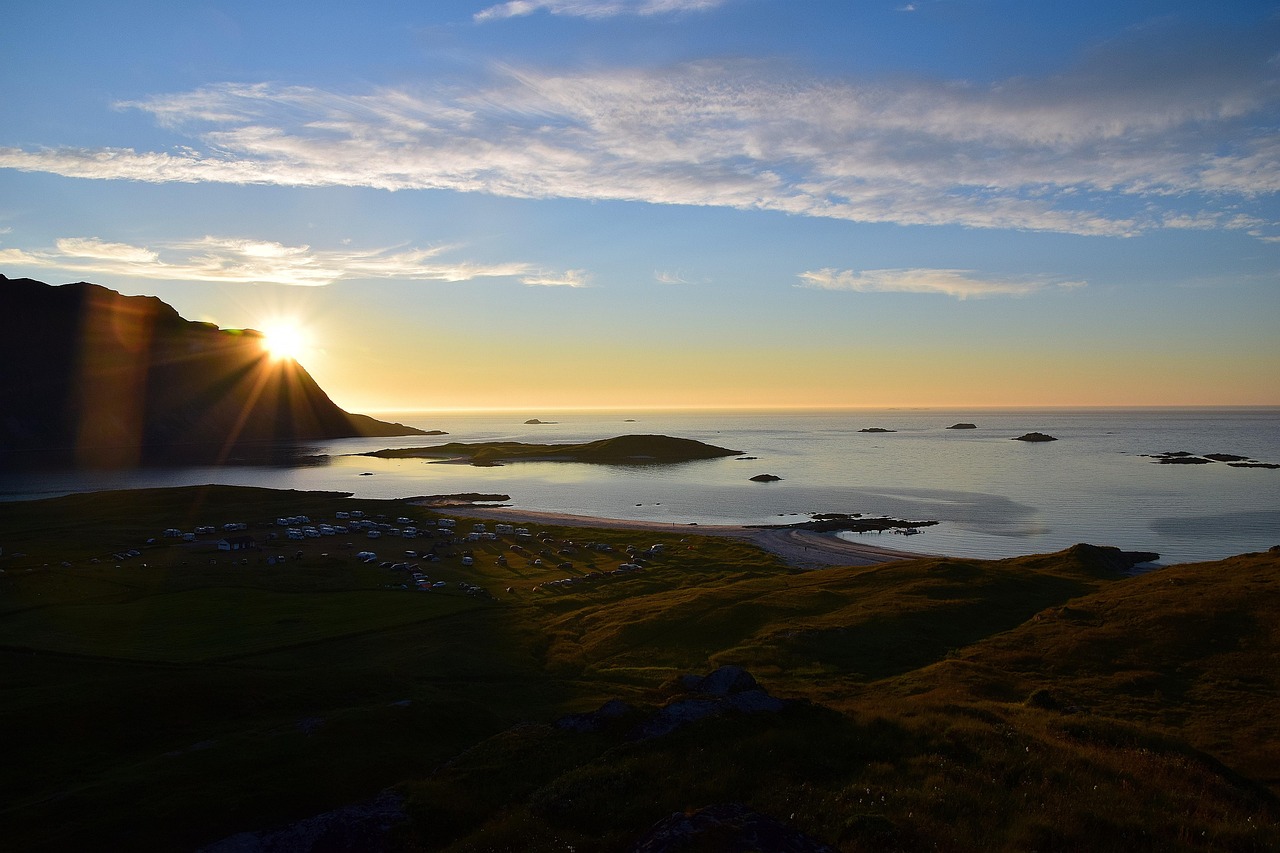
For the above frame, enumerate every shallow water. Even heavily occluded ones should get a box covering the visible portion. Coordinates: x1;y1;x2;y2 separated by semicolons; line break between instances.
2;407;1277;564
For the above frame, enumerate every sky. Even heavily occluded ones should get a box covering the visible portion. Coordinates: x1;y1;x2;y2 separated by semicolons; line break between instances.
2;0;1278;412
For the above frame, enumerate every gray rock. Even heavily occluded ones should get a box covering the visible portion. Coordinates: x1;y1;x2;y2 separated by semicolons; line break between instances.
694;665;758;696
555;699;635;733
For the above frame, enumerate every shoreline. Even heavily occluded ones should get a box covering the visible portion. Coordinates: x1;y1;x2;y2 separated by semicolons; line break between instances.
427;504;932;568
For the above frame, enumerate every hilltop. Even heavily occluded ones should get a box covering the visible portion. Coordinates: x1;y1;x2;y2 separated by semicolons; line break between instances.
0;485;1277;851
0;275;425;467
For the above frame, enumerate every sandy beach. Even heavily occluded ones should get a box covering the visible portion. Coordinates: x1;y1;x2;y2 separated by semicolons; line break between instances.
429;504;931;569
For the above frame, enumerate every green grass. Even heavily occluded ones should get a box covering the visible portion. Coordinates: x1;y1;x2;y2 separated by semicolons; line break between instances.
1;486;1278;851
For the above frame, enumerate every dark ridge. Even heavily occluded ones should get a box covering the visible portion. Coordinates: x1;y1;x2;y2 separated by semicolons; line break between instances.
0;275;426;468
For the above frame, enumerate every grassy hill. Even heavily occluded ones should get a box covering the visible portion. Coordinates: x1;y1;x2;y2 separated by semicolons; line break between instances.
0;486;1276;850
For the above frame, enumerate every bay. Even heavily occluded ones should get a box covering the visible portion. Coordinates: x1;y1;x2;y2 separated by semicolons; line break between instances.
2;407;1277;565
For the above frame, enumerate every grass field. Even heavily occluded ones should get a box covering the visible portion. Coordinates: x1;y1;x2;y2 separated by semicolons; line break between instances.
1;485;1277;851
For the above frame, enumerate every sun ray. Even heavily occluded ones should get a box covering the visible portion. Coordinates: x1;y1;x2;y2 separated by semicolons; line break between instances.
260;321;311;362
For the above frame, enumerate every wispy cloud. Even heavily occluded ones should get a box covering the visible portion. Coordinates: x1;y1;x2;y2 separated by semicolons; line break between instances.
520;268;590;287
0;235;573;287
1;22;1276;239
796;268;1086;299
475;0;730;23
654;270;687;284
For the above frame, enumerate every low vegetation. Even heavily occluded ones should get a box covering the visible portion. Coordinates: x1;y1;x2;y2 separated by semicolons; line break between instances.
1;485;1277;851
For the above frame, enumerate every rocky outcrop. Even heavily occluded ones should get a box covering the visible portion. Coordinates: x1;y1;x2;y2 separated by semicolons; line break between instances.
750;473;782;482
1013;432;1057;442
553;666;789;742
858;427;895;433
634;666;788;739
1145;451;1277;468
632;803;838;853
554;698;636;734
947;422;977;429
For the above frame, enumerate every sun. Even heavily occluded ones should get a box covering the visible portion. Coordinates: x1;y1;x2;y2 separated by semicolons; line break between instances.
260;322;312;362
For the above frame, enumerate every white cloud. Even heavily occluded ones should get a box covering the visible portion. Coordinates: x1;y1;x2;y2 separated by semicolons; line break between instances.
56;237;160;264
0;235;578;287
796;268;1086;299
654;270;687;284
2;24;1277;239
475;0;729;23
520;268;590;287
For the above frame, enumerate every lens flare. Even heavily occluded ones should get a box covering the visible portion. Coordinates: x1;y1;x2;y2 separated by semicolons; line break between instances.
260;323;310;362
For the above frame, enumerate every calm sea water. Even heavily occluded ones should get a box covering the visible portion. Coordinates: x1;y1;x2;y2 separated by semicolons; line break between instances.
2;408;1277;565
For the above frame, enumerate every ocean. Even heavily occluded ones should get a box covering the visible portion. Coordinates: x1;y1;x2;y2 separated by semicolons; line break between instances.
2;408;1277;565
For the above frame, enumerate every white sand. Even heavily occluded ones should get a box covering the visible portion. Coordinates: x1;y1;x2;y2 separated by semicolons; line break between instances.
420;504;932;569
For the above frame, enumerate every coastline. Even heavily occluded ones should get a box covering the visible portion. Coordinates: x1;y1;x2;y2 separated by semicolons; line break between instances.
432;504;932;568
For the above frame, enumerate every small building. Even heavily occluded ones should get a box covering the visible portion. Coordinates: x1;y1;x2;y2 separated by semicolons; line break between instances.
217;535;256;551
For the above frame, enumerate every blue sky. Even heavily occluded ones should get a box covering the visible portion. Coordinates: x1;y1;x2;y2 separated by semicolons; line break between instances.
2;0;1278;410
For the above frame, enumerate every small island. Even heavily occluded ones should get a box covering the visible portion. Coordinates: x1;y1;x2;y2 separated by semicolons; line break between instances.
408;493;511;507
1013;432;1058;442
1144;451;1278;468
858;428;896;433
947;423;978;429
359;434;743;466
754;512;938;534
750;473;783;482
524;418;556;425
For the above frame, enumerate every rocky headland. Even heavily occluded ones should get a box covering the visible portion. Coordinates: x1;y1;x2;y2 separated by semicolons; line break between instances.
0;275;427;468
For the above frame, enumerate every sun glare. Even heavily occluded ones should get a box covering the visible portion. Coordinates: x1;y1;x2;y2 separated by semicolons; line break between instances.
261;322;311;362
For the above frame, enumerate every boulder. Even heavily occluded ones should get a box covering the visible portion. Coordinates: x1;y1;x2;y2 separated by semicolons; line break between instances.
555;698;635;733
631;667;788;739
694;665;758;696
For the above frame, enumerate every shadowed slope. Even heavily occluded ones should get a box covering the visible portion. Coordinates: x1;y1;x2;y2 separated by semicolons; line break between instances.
0;276;424;466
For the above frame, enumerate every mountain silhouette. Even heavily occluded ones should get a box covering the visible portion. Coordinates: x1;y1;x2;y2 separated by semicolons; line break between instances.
0;275;426;467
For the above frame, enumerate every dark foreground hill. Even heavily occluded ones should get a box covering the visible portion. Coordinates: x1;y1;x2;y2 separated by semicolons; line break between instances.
0;275;424;466
0;485;1277;851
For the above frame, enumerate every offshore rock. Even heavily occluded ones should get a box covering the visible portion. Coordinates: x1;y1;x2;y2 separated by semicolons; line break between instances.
1013;432;1058;442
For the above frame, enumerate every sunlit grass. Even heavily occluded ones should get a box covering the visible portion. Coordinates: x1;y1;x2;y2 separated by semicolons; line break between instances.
1;486;1277;850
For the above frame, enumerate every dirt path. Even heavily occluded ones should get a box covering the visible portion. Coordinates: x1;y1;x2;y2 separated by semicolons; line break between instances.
420;505;932;569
